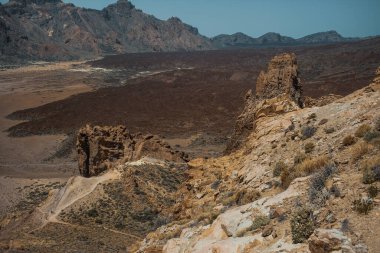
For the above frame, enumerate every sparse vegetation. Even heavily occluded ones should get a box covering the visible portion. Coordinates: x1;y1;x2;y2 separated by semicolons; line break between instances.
273;161;287;177
351;142;371;161
324;127;335;134
342;135;356;146
364;130;380;142
307;113;317;120
308;163;337;206
251;215;270;230
234;189;261;206
281;156;329;188
367;185;378;198
301;126;317;140
290;207;316;243
294;152;307;165
355;124;372;138
304;142;315;153
353;197;373;214
362;157;380;184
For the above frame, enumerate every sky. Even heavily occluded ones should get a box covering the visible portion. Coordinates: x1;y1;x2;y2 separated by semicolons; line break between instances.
1;0;379;38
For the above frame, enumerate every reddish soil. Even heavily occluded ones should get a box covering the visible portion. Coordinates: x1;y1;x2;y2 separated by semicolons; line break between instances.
6;38;380;140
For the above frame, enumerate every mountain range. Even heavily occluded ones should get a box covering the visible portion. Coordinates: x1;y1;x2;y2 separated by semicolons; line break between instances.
210;31;361;48
0;0;375;63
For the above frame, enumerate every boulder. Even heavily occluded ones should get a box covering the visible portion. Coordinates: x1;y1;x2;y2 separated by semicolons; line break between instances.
77;125;188;177
226;53;304;153
308;229;368;253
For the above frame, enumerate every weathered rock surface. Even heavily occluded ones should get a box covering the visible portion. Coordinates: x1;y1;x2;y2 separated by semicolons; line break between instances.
77;125;188;177
308;229;368;253
226;53;304;152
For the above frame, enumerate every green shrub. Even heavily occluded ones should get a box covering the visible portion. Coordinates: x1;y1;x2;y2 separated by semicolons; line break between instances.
342;135;356;146
355;124;372;138
273;161;287;177
304;142;315;153
291;207;316;243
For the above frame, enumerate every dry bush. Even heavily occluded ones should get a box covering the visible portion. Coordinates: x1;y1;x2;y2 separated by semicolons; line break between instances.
234;189;261;205
367;185;378;198
304;142;315;153
355;124;372;138
294;152;308;165
364;130;380;142
352;197;373;214
324;127;335;134
351;142;371;161
297;156;329;175
342;135;356;146
301;126;317;140
281;156;329;188
362;156;380;184
273;161;287;177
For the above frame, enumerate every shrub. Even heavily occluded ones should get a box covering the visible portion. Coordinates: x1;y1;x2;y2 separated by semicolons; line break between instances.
324;127;335;134
294;153;307;165
308;164;337;206
355;124;372;138
362;157;380;184
281;156;328;189
367;185;378;198
297;156;329;175
342;135;356;146
363;130;380;142
308;113;317;120
234;189;261;205
301;126;317;140
341;219;350;232
251;215;270;230
290;207;316;243
352;197;373;214
304;142;315;153
273;161;287;177
351;142;371;161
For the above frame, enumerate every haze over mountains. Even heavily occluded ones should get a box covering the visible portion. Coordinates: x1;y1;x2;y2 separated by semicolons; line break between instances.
0;0;376;63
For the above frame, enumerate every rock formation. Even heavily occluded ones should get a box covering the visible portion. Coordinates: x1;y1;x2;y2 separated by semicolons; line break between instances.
226;53;304;152
77;125;188;177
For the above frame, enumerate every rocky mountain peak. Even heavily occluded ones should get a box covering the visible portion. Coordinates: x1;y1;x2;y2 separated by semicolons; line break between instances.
256;53;303;105
226;53;303;152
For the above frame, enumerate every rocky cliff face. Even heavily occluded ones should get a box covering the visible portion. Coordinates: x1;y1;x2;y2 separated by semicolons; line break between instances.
226;53;304;153
0;0;213;63
137;56;380;253
77;125;188;177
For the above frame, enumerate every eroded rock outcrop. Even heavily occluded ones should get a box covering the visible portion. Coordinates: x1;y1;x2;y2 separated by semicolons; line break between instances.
226;53;304;152
77;125;188;177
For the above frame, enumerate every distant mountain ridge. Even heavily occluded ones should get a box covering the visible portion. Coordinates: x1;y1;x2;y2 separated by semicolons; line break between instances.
211;30;361;48
0;0;213;63
0;0;377;63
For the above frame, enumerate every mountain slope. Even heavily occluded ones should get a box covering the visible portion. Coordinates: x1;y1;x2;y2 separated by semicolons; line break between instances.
0;0;213;63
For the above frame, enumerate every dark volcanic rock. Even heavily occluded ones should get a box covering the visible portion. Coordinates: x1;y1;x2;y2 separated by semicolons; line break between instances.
226;53;304;153
0;0;213;63
77;125;188;177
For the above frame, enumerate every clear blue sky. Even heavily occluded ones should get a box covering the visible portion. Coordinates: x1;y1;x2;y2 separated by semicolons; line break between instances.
1;0;379;38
